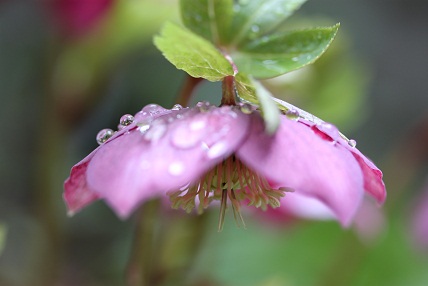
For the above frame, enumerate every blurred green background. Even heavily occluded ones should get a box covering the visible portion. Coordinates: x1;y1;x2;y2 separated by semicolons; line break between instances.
1;0;428;285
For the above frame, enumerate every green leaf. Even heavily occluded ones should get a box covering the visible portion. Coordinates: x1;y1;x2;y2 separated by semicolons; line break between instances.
180;0;233;45
231;24;340;78
228;0;307;46
154;22;234;81
236;74;280;134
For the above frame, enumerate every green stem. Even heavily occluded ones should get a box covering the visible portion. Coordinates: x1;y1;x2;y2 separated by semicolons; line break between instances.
221;75;237;106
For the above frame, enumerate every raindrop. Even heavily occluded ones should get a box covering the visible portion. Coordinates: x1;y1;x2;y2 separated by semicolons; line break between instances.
171;104;183;111
206;141;229;159
137;119;151;133
263;60;277;65
169;161;185;176
96;128;114;145
196;101;210;112
348;139;357;148
314;122;340;142
292;57;299;62
142;104;168;116
239;103;253;114
171;123;205;149
119;114;134;127
144;120;167;141
285;109;300;120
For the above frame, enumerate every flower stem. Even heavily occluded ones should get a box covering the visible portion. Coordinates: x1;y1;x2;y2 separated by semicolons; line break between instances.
221;75;237;106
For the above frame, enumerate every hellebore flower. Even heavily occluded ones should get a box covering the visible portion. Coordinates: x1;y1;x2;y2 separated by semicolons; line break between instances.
64;102;386;228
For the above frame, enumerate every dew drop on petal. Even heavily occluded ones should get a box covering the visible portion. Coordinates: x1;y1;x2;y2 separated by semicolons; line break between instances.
119;114;134;127
196;101;211;112
206;141;229;159
96;128;114;145
285;109;300;120
142;104;168;116
171;104;183;111
144;120;167;141
314;122;340;142
239;103;253;114
137;119;151;133
168;161;185;176
348;139;357;148
171;123;205;149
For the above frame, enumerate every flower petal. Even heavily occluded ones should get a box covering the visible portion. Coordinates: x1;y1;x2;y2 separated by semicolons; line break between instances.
64;150;100;215
344;144;386;204
237;115;364;226
86;106;250;218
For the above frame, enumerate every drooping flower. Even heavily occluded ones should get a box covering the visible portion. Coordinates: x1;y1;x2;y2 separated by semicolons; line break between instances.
64;102;386;228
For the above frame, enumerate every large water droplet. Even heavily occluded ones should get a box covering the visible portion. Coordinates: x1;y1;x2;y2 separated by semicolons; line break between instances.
171;122;205;149
144;120;167;141
168;161;185;176
196;101;211;112
96;128;114;145
118;114;134;130
142;104;168;116
348;139;357;148
239;103;253;114
206;141;229;159
285;109;300;121
314;122;340;142
137;119;151;133
171;104;183;111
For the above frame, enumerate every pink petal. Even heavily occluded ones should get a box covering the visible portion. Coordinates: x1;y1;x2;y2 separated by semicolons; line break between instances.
344;144;386;204
64;149;100;215
86;105;250;218
237;115;364;226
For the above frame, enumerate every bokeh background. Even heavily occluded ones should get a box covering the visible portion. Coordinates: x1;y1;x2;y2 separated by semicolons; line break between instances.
1;0;428;285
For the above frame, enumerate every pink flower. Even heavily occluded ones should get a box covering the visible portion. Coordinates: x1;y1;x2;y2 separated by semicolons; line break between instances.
49;0;113;38
64;102;386;227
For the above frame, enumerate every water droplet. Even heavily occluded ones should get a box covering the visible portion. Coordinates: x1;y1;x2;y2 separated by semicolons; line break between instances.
285;109;300;120
142;104;168;116
348;139;357;148
169;161;185;176
263;60;277;65
190;119;206;131
239;103;253;114
314;122;340;142
306;55;312;60
96;128;114;145
206;141;229;159
119;114;134;127
171;104;183;111
144;120;167;141
292;57;299;62
260;36;269;43
137;119;151;133
171;123;205;149
196;101;210;112
251;25;260;33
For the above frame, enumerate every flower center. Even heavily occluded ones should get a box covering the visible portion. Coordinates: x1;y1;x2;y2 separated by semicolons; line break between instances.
167;156;288;231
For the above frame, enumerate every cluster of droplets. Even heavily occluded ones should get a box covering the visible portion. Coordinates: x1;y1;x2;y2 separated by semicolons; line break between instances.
96;114;135;145
279;106;357;148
